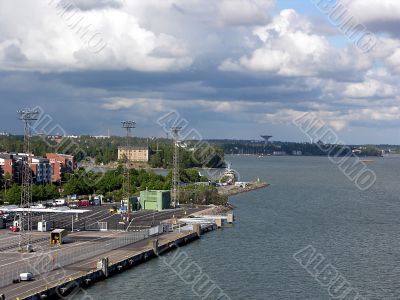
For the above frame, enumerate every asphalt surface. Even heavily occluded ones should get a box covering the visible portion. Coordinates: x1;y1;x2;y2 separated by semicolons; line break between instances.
3;203;206;233
0;203;207;297
1;231;194;299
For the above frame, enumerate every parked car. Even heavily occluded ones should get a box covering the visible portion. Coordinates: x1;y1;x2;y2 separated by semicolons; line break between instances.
9;226;19;232
54;199;66;206
79;199;90;207
19;272;34;281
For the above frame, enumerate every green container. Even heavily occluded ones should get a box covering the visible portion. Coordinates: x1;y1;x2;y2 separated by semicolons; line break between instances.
139;190;171;211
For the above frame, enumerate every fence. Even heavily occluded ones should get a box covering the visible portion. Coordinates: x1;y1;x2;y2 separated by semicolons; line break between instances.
0;229;150;289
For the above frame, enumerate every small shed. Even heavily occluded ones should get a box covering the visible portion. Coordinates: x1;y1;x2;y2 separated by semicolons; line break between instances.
50;229;68;245
139;190;171;211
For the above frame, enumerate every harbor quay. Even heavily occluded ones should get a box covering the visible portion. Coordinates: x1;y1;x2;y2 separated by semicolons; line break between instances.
0;182;268;299
0;204;235;300
1;229;213;300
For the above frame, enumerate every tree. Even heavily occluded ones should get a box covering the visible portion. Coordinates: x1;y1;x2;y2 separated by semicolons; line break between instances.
32;185;45;202
63;174;92;196
5;184;21;204
45;184;60;199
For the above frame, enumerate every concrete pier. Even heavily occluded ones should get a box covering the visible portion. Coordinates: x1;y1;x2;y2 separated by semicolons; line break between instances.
1;225;216;300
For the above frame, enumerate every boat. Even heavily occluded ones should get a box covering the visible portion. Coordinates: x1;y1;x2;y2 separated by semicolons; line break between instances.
219;162;238;184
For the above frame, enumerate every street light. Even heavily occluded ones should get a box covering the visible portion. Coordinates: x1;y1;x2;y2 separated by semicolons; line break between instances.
3;177;11;202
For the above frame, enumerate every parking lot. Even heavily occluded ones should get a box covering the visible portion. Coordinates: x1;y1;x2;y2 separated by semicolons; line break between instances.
0;203;206;247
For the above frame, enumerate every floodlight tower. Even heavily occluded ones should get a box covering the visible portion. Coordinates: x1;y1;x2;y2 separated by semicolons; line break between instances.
171;127;181;208
17;108;39;252
121;121;136;213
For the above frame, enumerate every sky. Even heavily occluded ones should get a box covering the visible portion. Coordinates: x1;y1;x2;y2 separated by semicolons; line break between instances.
1;0;400;144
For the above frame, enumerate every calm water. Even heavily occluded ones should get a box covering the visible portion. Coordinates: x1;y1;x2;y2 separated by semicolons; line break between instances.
84;156;400;299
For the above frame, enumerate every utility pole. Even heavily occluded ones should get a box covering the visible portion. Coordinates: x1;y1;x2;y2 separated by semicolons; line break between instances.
121;121;135;213
17;108;39;252
171;127;181;208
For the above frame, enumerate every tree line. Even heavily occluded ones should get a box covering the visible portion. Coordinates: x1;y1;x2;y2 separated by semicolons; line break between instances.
0;136;225;168
0;166;218;205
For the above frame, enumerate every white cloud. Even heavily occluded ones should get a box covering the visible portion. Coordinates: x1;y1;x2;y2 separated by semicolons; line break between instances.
264;102;400;133
102;97;275;116
0;1;192;72
344;79;397;98
340;0;400;36
386;49;400;74
218;0;275;26
264;108;349;131
219;9;368;76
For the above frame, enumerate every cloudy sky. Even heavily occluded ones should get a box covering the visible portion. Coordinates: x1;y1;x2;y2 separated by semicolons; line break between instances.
1;0;400;144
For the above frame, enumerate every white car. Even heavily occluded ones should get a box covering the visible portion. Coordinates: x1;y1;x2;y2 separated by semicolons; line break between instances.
19;272;34;281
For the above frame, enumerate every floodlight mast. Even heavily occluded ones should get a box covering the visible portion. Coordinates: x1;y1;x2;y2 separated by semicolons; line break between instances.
121;121;136;213
171;127;182;208
17;108;39;252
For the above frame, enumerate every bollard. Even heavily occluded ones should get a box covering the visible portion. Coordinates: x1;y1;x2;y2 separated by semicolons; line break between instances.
227;213;234;224
102;257;109;278
152;239;159;256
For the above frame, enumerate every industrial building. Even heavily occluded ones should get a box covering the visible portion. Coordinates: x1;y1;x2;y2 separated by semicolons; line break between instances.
139;190;171;211
118;146;149;162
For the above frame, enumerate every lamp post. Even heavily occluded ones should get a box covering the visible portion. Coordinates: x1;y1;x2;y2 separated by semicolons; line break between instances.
4;178;10;202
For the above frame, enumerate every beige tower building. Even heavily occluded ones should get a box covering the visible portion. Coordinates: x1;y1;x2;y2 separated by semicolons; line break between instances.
118;146;149;162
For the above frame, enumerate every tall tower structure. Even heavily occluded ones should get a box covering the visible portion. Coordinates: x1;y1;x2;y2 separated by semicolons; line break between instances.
17;108;39;252
121;121;135;213
261;135;273;144
171;127;181;208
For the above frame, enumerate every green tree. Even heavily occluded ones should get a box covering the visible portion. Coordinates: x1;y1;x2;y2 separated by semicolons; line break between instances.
32;185;45;202
45;184;60;199
63;174;92;196
6;184;21;204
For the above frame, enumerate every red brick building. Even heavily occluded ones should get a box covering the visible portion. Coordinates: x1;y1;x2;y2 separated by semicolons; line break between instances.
0;154;22;183
46;153;75;183
0;153;75;184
